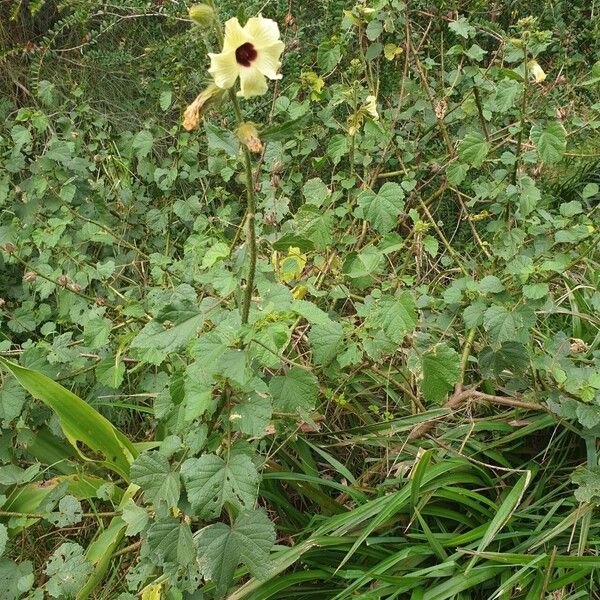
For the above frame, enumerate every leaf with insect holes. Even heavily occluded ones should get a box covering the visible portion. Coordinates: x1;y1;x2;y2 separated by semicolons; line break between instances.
181;453;259;519
47;495;83;527
196;508;275;600
421;343;461;403
44;543;92;598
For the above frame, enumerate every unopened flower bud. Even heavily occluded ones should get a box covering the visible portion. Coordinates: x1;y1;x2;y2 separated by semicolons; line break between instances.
57;274;69;286
2;243;15;254
189;4;215;27
0;298;5;308
23;271;37;283
272;160;285;173
68;282;82;292
271;174;280;188
237;122;263;153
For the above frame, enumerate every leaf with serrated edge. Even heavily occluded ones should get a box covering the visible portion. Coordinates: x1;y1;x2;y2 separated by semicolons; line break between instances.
195;509;275;600
182;453;258;519
421;344;461;403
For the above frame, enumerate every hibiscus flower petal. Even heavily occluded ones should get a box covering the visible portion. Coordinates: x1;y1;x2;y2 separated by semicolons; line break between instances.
208;51;239;89
237;66;268;97
223;17;249;53
244;15;281;50
254;41;284;80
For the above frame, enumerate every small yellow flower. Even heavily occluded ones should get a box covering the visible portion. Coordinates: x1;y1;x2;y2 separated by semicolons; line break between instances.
363;95;379;120
209;15;284;98
528;60;546;83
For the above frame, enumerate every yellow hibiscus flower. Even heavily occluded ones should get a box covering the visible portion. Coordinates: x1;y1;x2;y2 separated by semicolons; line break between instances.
209;15;284;98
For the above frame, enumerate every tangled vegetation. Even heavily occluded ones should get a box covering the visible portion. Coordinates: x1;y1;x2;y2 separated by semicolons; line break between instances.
1;0;600;598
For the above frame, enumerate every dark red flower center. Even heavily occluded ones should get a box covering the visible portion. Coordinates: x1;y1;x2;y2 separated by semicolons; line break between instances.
235;42;257;67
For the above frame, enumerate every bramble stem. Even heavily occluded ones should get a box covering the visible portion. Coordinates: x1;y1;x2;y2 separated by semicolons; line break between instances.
511;43;528;186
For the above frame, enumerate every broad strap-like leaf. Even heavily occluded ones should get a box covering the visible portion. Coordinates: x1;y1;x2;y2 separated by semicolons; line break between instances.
0;358;136;479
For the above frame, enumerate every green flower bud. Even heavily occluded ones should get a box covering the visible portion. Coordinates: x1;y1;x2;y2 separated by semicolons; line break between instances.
189;4;215;27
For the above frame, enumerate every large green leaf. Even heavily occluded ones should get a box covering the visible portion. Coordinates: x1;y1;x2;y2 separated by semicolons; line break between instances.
269;366;320;415
131;300;206;364
182;453;259;519
130;451;180;507
483;305;535;345
458;132;489;167
365;293;417;343
530;121;566;164
147;515;195;566
196;509;275;600
421;343;461;403
0;358;136;480
356;182;405;234
308;319;344;365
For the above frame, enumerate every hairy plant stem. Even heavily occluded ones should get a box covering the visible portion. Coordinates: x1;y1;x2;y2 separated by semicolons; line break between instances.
511;43;528;186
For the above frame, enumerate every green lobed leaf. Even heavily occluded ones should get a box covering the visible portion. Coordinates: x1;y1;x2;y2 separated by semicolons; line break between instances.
182;453;259;519
530;121;566;164
421;343;461;403
356;182;405;234
458;132;490;167
195;508;275;600
308;319;344;365
147;516;195;566
269;366;320;415
130;451;180;507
